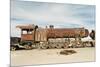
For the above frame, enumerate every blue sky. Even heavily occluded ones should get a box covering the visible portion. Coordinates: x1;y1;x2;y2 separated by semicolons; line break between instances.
11;0;95;37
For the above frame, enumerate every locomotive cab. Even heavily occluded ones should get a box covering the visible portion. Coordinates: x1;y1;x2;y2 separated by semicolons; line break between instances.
16;25;35;49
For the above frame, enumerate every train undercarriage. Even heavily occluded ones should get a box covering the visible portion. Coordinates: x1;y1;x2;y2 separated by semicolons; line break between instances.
10;38;95;51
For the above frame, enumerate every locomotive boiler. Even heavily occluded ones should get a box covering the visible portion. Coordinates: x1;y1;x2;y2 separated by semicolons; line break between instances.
16;24;89;49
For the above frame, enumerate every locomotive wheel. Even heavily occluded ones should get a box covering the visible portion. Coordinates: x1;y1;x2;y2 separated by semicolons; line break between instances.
11;47;16;51
54;46;57;49
40;46;43;49
46;46;49;49
24;45;32;50
40;44;45;49
40;46;46;49
57;45;61;49
55;44;61;49
61;46;64;49
90;41;95;47
83;43;87;47
31;45;36;48
63;45;68;49
46;45;51;49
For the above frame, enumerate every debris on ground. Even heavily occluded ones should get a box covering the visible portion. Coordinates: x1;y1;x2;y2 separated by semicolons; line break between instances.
60;50;77;55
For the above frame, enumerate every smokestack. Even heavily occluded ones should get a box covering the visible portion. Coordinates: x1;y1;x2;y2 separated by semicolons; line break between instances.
46;26;48;28
49;25;54;29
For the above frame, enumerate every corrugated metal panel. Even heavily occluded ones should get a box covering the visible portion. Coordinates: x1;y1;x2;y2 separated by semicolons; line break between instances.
35;29;47;42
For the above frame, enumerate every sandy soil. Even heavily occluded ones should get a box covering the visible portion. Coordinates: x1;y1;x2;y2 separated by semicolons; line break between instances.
11;47;95;66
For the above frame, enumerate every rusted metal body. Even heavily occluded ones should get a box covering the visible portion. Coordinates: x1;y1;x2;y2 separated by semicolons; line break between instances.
17;25;89;41
21;34;33;41
16;24;90;49
47;28;88;38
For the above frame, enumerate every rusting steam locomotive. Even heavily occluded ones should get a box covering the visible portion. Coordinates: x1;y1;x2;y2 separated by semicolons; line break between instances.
10;24;90;50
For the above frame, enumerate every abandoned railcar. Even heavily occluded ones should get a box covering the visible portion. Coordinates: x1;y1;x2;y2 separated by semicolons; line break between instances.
14;24;90;49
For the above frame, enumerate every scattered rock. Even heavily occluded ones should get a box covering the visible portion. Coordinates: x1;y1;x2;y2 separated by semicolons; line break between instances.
60;50;77;55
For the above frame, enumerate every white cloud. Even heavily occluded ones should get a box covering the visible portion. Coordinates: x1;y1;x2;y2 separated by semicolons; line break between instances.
11;3;84;25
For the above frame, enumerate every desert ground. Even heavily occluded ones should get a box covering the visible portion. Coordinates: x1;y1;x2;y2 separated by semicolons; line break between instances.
11;47;95;66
